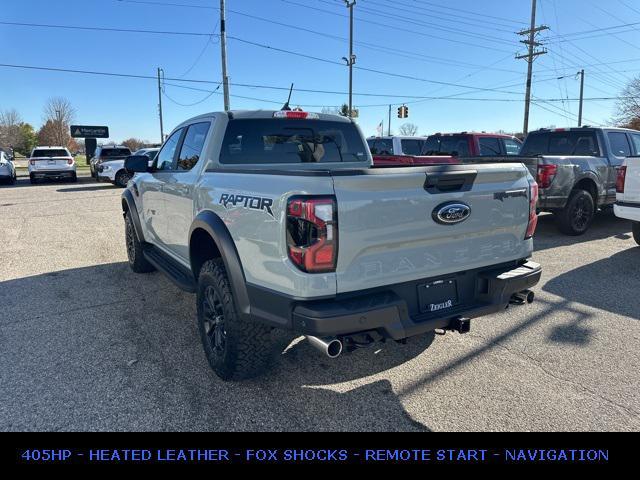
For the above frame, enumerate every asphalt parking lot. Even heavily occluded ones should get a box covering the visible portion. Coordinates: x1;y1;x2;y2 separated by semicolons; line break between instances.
1;175;639;432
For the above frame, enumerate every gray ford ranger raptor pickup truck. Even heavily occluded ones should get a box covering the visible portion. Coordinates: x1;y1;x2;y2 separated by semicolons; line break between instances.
121;110;541;381
521;127;639;235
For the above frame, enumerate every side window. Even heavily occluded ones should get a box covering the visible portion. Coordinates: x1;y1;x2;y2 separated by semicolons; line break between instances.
608;132;632;157
177;122;211;171
401;139;423;156
629;133;640;155
156;128;183;171
478;137;502;156
503;138;522;156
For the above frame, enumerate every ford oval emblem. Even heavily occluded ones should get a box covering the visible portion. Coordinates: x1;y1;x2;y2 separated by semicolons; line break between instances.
432;202;471;225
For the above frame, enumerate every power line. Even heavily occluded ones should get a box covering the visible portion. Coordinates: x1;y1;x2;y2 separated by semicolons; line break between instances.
0;62;628;105
368;0;520;32
112;0;528;72
325;0;517;45
0;20;210;37
408;0;528;26
0;20;524;95
280;0;514;54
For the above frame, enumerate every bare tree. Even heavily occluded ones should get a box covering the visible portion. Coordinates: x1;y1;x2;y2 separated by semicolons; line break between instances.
43;97;76;147
615;76;640;129
0;109;23;146
398;122;419;136
122;138;147;152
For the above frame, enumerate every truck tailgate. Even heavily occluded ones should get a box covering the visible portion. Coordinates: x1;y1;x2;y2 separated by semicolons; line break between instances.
332;164;533;293
621;156;640;203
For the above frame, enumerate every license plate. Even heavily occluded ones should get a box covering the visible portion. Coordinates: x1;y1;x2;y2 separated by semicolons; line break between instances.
48;159;56;164
418;279;458;314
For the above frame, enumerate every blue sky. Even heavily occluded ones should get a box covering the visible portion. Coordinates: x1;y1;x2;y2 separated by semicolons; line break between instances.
1;0;639;143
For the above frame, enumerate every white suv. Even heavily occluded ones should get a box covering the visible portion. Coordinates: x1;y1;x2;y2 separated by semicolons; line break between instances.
28;146;77;184
97;148;159;187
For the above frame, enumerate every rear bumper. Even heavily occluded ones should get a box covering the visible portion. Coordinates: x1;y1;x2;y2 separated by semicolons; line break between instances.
248;260;541;340
614;201;640;222
30;170;76;178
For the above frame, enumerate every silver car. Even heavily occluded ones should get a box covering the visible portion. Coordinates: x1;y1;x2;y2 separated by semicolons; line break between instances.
0;151;17;185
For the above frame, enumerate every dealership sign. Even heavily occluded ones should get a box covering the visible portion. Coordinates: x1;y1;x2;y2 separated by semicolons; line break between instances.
70;125;109;138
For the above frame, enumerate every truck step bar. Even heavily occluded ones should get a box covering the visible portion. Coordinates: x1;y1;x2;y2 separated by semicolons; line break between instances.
142;244;197;293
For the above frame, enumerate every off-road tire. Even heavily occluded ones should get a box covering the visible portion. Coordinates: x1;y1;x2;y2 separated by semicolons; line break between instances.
124;211;155;273
197;259;274;381
115;170;132;188
555;189;595;236
633;222;640;246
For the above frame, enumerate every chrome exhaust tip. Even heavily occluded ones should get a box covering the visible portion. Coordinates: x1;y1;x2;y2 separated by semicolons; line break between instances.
305;336;343;359
510;289;535;305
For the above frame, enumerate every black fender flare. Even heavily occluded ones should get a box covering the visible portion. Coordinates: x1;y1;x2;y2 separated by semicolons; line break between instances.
121;189;145;243
189;210;251;320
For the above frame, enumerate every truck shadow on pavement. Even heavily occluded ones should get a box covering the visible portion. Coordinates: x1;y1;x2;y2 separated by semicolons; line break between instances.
0;262;430;431
534;211;632;252
543;248;640;321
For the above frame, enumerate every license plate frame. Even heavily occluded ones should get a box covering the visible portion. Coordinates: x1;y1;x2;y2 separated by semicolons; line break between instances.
418;278;459;314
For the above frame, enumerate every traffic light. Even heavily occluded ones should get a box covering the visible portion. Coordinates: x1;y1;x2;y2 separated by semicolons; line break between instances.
397;105;409;118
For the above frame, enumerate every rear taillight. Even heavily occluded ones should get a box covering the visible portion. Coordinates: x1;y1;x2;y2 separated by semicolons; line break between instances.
286;196;337;273
616;166;627;194
536;164;557;189
66;157;73;165
29;159;35;166
525;180;539;239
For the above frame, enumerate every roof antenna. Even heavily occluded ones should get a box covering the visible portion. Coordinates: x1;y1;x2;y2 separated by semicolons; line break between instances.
281;83;294;111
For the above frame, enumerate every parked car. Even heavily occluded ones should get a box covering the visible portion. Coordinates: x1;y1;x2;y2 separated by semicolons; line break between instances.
520;127;640;235
89;146;132;178
97;148;159;187
614;141;640;245
121;109;541;381
28;147;77;184
0;150;17;184
369;132;522;166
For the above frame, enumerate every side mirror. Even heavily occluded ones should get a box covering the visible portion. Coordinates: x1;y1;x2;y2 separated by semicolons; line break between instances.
125;155;151;173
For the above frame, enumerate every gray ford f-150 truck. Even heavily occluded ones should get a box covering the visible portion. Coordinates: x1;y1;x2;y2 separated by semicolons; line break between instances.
121;110;541;380
521;127;639;235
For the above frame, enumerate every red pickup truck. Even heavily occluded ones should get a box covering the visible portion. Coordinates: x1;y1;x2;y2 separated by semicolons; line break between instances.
368;132;523;166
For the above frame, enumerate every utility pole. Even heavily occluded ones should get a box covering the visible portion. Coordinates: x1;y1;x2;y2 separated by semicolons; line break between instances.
220;0;231;111
578;69;585;127
388;105;391;135
343;1;356;117
157;67;164;142
516;0;548;135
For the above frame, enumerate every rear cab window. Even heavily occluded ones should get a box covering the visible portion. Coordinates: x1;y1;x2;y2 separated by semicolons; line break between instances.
220;119;368;164
400;139;424;156
423;135;470;156
32;149;70;157
100;148;132;158
478;137;502;156
367;138;394;156
521;131;600;156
